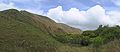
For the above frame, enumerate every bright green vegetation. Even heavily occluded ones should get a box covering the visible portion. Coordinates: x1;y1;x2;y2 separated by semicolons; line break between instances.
55;25;120;46
0;9;120;52
80;25;120;46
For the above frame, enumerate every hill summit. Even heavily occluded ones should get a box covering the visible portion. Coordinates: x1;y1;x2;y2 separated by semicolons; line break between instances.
0;9;82;52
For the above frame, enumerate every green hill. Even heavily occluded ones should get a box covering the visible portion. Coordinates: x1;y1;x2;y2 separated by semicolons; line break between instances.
0;9;83;52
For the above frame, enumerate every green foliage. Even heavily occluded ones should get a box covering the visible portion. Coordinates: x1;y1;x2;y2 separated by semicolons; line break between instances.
82;30;97;38
91;36;105;47
54;24;120;47
80;25;120;47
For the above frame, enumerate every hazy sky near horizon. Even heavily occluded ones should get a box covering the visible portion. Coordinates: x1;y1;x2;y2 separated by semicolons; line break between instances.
0;0;120;30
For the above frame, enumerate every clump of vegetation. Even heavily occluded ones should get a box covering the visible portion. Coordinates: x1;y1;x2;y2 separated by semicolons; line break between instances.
58;25;120;47
79;25;120;47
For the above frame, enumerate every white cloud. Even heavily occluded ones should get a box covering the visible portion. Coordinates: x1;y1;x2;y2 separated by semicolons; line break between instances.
47;5;120;30
0;2;18;11
107;11;120;25
0;2;43;15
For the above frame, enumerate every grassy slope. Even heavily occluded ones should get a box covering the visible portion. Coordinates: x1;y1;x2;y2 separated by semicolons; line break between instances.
0;9;85;52
57;23;81;34
0;10;61;52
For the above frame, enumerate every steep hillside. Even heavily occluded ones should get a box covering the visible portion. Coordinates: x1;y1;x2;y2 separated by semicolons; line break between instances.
57;23;81;34
20;10;81;36
0;9;82;52
0;9;59;52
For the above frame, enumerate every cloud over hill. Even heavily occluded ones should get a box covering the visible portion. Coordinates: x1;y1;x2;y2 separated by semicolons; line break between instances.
47;5;120;30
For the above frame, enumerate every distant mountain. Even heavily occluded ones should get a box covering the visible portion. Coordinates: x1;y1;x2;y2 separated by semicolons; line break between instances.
0;9;82;52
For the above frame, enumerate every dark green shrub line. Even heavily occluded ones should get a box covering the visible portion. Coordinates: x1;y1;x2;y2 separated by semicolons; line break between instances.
53;25;120;47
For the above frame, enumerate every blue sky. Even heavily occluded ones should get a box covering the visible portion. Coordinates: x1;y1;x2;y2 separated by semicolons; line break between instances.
0;0;120;30
0;0;119;12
